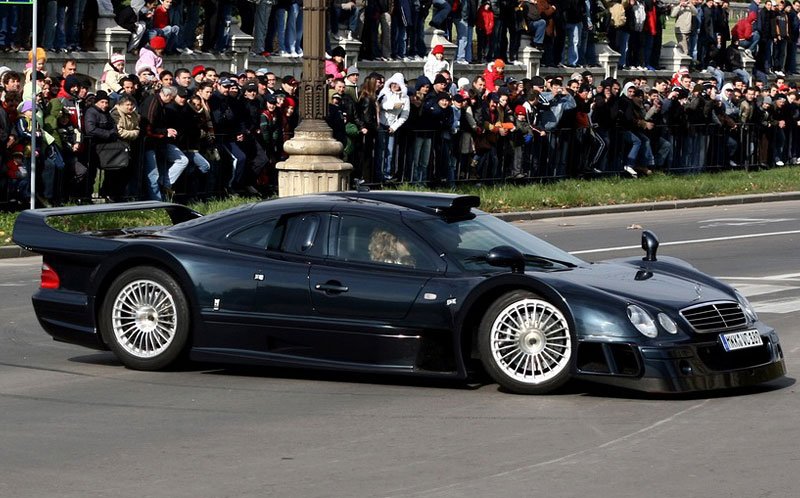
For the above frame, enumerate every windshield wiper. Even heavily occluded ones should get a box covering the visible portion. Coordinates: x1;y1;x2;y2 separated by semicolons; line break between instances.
464;253;577;268
522;254;577;268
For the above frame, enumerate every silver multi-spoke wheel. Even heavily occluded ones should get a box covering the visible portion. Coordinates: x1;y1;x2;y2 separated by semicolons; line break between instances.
102;267;189;370
112;279;178;358
489;298;571;384
479;291;574;394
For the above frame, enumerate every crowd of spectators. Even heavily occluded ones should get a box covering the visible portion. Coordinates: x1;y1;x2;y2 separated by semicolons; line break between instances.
3;37;800;208
3;2;800;208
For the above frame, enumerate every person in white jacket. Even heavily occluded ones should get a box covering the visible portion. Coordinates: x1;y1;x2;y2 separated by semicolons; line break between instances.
424;44;451;83
376;72;410;182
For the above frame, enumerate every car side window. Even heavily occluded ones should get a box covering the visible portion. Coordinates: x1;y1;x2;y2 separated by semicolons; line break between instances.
332;215;434;270
228;219;279;249
267;213;323;256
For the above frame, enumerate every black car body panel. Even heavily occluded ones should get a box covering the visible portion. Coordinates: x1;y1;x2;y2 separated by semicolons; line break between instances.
13;192;786;393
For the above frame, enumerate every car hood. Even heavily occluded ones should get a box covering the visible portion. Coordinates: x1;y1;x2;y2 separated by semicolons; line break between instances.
537;258;735;311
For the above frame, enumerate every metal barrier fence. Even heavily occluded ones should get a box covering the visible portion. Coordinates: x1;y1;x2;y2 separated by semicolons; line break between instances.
2;121;796;210
356;122;792;187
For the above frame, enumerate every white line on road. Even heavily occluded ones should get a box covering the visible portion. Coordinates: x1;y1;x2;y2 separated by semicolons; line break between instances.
570;229;800;255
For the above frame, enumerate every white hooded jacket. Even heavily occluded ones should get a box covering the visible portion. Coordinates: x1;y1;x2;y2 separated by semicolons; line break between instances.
378;72;410;132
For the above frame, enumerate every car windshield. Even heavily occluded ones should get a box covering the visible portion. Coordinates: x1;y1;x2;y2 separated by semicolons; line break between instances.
416;214;585;272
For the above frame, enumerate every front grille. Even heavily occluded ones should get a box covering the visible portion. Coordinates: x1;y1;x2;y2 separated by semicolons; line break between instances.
680;301;747;333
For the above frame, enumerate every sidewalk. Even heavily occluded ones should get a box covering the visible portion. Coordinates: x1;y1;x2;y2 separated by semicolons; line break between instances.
3;191;800;260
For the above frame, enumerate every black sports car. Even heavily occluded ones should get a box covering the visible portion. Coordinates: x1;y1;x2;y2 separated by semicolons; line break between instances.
13;192;786;394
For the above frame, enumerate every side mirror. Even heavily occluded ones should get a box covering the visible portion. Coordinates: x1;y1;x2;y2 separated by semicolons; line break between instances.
641;230;659;262
486;245;526;273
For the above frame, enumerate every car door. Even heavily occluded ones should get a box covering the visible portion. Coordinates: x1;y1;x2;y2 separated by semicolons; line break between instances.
309;212;443;321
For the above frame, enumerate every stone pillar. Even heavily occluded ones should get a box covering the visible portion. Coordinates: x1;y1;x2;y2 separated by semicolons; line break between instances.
276;0;352;197
520;46;542;78
95;8;131;57
338;38;363;67
230;20;254;73
659;41;693;73
597;45;621;80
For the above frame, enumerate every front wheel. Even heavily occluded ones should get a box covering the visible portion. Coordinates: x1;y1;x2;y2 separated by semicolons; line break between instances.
478;291;574;394
100;266;190;370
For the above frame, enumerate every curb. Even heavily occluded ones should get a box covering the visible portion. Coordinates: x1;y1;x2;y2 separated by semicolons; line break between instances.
2;191;799;259
493;191;800;222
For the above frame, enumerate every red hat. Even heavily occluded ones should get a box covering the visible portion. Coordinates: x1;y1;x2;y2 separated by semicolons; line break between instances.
494;58;505;69
149;36;167;50
432;44;444;55
515;105;527;115
191;64;205;77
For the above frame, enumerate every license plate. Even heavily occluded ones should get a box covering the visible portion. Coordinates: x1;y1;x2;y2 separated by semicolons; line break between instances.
720;330;763;352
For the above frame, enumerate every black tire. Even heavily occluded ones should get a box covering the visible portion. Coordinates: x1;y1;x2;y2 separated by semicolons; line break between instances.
478;290;574;394
100;266;190;370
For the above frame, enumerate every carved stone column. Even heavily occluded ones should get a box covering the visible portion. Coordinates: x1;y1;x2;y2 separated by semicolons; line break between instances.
276;0;352;197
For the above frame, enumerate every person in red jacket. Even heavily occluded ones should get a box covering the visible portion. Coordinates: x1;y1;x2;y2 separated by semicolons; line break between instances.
149;0;183;54
732;11;759;58
482;59;505;93
476;0;495;63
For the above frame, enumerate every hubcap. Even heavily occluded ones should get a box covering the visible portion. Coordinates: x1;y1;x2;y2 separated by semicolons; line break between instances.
490;298;571;384
112;279;177;358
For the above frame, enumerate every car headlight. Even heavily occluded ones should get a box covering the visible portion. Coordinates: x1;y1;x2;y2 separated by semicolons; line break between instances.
657;313;678;334
735;290;758;323
627;304;658;338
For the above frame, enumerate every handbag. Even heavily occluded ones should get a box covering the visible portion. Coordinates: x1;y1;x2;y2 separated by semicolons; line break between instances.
95;140;130;170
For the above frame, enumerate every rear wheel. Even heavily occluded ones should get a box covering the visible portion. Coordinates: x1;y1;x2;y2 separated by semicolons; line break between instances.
478;290;574;394
100;266;190;370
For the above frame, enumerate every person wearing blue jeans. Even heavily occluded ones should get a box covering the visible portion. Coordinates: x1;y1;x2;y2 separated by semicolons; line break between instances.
65;0;87;51
284;0;303;56
376;126;395;180
251;0;276;55
0;3;19;50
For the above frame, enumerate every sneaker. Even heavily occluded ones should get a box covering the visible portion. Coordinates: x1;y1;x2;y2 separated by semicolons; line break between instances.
623;165;638;179
513;60;525;66
289;51;300;57
775;160;785;166
346;31;353;40
455;59;469;65
177;47;194;55
261;51;271;57
775;70;786;77
279;50;292;57
296;49;303;56
744;49;753;58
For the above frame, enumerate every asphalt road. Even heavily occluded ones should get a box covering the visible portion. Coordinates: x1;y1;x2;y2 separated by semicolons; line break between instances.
1;201;799;498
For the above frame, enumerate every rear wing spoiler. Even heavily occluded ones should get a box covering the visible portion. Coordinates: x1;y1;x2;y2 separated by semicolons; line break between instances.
12;201;203;255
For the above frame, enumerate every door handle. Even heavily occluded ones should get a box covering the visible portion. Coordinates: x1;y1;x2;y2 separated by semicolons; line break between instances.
314;282;349;294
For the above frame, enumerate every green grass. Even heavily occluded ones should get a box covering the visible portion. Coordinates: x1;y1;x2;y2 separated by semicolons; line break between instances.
3;167;800;246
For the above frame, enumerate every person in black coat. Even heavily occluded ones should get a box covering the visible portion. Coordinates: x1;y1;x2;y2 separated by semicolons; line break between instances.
84;90;124;199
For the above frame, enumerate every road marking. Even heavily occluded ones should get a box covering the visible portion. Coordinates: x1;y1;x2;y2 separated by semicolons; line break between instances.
571;229;800;255
698;218;796;228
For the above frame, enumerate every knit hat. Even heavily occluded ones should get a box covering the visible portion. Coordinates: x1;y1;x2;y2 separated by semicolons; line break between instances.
457;77;469;89
494;59;505;69
149;36;167;50
515;105;527;115
28;47;46;62
64;74;81;90
433;74;448;86
436;91;451;101
431;44;444;55
191;64;205;77
110;53;125;66
20;100;34;113
346;65;359;77
94;90;110;102
331;46;346;58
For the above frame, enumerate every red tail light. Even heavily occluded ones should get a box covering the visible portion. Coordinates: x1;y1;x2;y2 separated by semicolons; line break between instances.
41;264;60;289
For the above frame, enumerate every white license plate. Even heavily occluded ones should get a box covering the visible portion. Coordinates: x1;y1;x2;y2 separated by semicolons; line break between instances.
720;330;763;352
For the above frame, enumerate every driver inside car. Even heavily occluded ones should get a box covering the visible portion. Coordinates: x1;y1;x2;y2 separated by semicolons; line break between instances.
368;228;416;266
